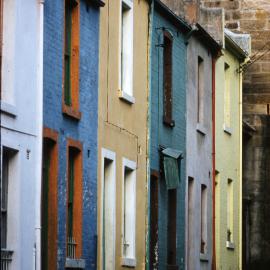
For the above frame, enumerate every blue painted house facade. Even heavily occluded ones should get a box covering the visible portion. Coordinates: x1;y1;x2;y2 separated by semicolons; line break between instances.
42;0;104;269
148;1;191;269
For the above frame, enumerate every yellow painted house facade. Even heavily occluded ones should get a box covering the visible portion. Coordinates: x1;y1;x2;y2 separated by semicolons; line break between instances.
215;30;250;270
97;0;149;269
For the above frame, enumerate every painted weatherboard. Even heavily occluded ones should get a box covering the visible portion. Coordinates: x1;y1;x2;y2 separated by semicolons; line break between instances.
43;0;103;269
148;1;189;269
215;32;248;270
97;0;149;269
0;0;43;269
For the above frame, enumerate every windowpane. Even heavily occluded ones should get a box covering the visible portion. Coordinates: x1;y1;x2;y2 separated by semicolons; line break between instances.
121;0;133;96
122;160;136;262
163;33;173;124
64;0;73;106
201;184;207;254
198;57;204;123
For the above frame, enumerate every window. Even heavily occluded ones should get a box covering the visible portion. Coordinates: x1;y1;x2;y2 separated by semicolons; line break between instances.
227;179;233;243
1;147;16;268
200;184;207;254
122;158;136;267
66;140;82;260
42;128;58;270
198;56;204;124
187;177;194;269
163;32;174;127
224;63;230;128
1;149;9;249
0;0;3;97
101;149;116;270
119;0;134;103
63;0;80;119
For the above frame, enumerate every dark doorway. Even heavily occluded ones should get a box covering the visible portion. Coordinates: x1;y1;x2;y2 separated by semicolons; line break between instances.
150;173;159;270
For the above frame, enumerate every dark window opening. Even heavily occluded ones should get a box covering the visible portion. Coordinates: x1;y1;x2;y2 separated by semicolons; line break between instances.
163;32;174;127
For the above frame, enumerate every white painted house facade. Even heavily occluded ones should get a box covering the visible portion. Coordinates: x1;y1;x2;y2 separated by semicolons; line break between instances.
1;0;44;269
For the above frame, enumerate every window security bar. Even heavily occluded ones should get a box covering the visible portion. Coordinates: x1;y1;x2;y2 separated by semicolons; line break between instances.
1;249;13;270
67;237;77;259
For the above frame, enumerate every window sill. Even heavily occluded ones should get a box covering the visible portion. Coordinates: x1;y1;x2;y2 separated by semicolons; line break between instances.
62;104;81;120
196;123;206;136
118;90;135;104
163;116;175;128
223;124;232;135
199;253;209;262
65;258;85;269
226;241;235;250
89;0;105;7
0;101;17;117
167;264;179;270
121;257;136;268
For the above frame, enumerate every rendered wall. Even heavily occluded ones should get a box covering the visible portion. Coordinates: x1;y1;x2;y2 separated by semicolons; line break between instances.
150;6;187;269
43;1;100;269
215;48;242;270
97;0;149;269
186;36;213;270
1;0;42;269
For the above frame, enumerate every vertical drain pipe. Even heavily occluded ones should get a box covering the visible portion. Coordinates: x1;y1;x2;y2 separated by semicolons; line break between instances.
35;1;44;270
212;56;216;270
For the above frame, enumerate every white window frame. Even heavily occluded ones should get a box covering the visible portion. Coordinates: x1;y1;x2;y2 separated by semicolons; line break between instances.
100;148;116;270
121;157;136;267
118;0;135;104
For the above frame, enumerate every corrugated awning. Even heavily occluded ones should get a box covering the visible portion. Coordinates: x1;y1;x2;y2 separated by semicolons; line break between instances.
162;148;183;190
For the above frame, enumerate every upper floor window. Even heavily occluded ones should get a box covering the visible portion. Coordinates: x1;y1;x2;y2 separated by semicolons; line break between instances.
197;56;204;124
0;0;3;98
63;0;80;119
224;63;231;129
163;31;174;127
119;0;134;103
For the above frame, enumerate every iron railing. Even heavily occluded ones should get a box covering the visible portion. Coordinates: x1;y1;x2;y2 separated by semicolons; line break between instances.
1;249;13;270
67;237;77;259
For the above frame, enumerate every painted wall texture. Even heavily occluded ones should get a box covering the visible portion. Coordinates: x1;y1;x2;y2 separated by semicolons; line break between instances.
186;35;214;270
43;0;101;269
148;2;188;269
1;0;43;269
97;0;149;269
215;33;248;270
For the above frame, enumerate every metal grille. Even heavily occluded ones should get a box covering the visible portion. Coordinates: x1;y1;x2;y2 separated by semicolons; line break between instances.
1;249;13;270
67;237;77;259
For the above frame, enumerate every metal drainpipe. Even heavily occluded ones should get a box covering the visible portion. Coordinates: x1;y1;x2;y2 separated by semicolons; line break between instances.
34;1;44;270
212;56;217;270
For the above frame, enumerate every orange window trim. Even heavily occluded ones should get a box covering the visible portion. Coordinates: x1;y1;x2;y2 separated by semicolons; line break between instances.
62;0;80;119
43;127;58;270
66;138;83;258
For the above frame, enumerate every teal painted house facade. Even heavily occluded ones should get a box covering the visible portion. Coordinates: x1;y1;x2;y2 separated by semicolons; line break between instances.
148;1;190;269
